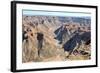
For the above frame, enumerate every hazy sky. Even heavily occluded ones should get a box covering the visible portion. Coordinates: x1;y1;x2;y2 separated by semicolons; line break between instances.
23;10;91;18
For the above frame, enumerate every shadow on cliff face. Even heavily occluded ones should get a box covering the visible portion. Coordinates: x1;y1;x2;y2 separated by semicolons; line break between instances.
54;26;91;53
54;26;70;44
54;26;63;42
63;32;81;52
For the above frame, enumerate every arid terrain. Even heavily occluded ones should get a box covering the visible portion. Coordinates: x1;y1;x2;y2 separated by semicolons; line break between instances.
22;16;91;63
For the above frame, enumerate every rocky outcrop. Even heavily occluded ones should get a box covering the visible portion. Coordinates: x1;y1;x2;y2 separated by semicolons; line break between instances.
22;16;91;63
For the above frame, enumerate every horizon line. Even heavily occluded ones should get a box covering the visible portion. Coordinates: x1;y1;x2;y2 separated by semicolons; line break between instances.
22;10;91;18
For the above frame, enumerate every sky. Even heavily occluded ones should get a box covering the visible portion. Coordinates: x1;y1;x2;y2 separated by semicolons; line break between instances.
23;10;91;19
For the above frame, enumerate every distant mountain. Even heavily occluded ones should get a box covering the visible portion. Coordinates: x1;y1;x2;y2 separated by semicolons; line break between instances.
59;17;91;26
23;16;91;27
